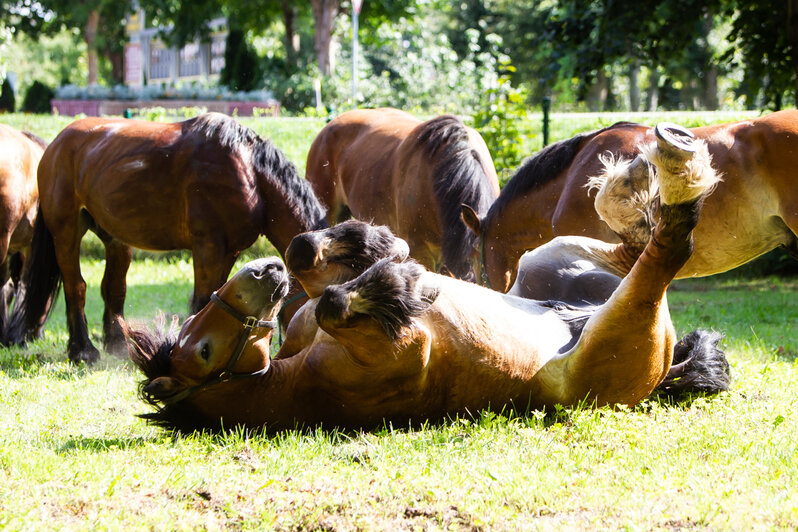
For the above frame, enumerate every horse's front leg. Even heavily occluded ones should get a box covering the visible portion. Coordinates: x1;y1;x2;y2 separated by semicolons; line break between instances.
99;238;132;357
59;246;100;364
191;241;238;314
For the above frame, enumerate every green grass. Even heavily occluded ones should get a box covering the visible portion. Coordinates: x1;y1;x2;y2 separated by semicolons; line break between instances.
1;264;797;529
0;111;797;528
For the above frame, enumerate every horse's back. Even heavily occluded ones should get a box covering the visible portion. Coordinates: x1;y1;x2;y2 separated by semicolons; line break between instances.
306;108;420;223
37;115;261;251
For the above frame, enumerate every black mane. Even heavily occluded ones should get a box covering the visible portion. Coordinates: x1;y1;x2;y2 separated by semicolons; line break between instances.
316;259;434;341
185;113;327;232
485;122;638;224
414;115;496;280
127;319;224;433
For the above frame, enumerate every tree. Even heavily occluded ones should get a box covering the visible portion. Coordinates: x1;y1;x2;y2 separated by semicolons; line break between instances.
721;1;797;109
4;0;130;85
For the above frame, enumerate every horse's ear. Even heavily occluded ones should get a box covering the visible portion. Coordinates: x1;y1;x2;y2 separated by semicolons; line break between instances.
460;204;482;236
143;376;180;399
390;237;410;262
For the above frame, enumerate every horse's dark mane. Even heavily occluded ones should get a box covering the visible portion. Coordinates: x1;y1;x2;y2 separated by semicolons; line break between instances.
185;113;327;232
22;131;48;149
252;140;328;231
317;258;433;341
128;318;228;433
485;122;638;222
414;115;496;280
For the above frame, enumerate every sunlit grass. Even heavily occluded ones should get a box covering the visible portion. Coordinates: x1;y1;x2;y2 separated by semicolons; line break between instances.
0;259;797;529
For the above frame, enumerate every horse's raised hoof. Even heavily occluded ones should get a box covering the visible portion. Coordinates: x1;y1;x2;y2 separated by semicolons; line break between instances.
655;122;696;156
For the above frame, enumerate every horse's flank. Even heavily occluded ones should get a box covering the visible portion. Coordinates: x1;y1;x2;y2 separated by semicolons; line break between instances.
306;108;499;280
480;111;798;291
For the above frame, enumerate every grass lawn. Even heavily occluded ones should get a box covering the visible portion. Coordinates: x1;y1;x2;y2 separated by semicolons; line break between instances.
0;263;796;529
0;110;796;529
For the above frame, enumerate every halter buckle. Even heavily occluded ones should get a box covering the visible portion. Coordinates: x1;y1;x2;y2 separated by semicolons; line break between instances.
244;316;258;329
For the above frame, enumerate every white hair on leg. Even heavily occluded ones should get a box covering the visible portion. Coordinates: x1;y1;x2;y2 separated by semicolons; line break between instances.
641;138;721;206
586;151;657;247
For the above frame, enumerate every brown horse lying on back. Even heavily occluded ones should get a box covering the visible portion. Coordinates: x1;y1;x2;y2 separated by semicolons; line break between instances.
128;132;730;432
464;110;798;292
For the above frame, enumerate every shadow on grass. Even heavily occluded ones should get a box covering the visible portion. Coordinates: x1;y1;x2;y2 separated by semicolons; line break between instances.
56;435;157;454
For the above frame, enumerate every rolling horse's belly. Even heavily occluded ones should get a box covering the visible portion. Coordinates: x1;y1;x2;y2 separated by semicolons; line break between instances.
679;222;792;278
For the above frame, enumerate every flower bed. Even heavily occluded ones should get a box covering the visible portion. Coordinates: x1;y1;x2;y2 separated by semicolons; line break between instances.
51;98;280;117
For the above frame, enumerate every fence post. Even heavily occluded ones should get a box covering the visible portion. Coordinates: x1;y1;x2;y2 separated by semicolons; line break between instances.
542;96;551;147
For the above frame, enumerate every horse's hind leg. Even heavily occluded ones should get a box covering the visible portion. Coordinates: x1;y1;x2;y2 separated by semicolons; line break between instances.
556;129;721;406
98;235;132;357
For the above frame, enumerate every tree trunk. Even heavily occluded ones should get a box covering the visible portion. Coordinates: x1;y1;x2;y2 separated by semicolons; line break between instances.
282;1;299;68
85;9;100;86
701;14;719;110
645;69;659;111
310;0;339;75
586;70;608;111
628;59;640;111
788;0;798;106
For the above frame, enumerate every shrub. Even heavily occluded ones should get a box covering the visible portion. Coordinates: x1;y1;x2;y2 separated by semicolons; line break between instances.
0;78;15;112
22;81;55;113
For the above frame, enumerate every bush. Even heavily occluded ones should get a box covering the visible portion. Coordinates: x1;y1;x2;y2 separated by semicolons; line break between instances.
221;27;260;92
22;81;55;113
0;78;15;112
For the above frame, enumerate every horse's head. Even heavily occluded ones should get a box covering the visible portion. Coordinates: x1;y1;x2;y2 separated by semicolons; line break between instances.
285;220;410;298
129;257;289;406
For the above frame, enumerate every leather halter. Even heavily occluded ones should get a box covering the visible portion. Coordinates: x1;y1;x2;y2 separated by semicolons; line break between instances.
161;291;278;405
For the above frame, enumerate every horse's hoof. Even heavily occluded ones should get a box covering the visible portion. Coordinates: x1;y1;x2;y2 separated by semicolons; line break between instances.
655;122;696;155
104;338;129;359
69;347;100;365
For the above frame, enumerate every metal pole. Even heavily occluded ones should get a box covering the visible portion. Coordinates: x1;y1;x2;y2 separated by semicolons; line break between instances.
351;10;359;106
542;96;551;147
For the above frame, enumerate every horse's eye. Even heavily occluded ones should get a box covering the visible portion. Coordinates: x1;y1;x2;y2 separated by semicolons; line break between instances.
200;343;211;361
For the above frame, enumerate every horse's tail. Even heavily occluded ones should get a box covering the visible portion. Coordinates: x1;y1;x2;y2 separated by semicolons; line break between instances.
21;131;49;150
5;207;62;344
655;330;731;396
417;115;496;280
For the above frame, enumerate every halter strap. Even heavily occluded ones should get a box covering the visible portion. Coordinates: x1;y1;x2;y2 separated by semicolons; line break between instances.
161;292;277;405
211;292;279;330
478;226;490;287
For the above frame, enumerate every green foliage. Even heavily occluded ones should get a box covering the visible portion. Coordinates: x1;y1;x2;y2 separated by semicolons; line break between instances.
720;2;795;109
0;77;15;111
4;28;87;98
471;62;531;182
21;80;54;113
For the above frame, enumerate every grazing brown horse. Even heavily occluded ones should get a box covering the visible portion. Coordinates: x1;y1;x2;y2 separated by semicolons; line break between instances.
8;113;326;364
0;124;47;332
306;108;500;281
128;131;731;432
462;110;798;292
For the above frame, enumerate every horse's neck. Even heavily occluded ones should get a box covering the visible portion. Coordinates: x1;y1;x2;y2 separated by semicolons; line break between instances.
255;171;327;256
